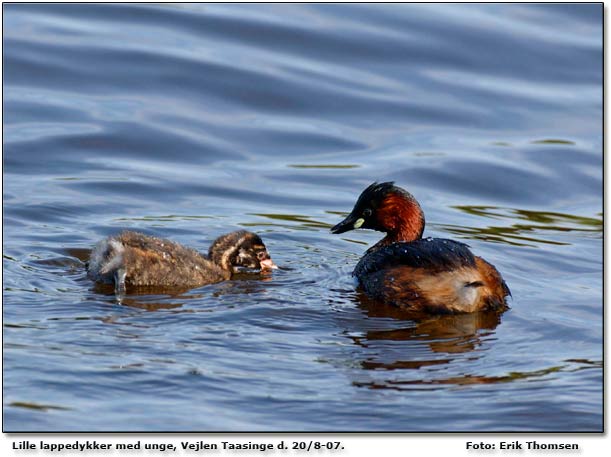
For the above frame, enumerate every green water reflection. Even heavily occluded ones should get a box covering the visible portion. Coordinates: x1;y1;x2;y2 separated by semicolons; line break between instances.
244;213;332;230
439;206;602;246
287;164;360;169
114;214;214;222
531;139;576;145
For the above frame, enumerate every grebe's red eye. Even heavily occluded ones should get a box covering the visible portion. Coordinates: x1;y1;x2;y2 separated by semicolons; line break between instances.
363;208;372;217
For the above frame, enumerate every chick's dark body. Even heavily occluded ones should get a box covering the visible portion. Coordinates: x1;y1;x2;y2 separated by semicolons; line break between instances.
87;230;275;293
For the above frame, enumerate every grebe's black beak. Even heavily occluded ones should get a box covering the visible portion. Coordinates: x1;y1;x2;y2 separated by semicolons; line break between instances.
331;215;359;234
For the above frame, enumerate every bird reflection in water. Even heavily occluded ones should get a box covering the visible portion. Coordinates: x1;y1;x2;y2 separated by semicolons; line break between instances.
346;292;503;373
90;272;274;311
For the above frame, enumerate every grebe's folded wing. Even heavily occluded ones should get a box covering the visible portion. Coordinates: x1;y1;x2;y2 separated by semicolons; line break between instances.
353;238;476;277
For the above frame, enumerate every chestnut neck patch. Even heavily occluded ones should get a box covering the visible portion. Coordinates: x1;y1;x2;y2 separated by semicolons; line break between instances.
376;192;425;243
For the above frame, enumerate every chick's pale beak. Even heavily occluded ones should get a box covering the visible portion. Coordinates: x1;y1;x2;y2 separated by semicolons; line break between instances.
260;258;278;270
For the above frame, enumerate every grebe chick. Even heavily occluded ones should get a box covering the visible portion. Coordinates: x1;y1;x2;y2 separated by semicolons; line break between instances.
331;182;510;314
87;230;276;293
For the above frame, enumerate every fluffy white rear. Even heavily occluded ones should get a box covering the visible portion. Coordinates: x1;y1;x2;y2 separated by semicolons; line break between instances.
87;238;125;282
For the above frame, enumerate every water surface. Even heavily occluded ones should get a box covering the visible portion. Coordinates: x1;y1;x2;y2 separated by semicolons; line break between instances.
2;3;602;431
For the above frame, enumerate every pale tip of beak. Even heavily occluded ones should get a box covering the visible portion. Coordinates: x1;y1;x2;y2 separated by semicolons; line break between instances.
260;259;278;270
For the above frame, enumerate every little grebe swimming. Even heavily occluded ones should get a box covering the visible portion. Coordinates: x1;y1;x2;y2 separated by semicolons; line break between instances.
331;182;510;314
87;230;276;293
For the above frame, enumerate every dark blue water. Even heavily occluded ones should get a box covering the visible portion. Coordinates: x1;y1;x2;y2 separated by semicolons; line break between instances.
2;3;602;431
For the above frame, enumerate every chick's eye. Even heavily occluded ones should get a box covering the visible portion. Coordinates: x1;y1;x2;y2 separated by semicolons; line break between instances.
363;208;372;217
257;251;268;260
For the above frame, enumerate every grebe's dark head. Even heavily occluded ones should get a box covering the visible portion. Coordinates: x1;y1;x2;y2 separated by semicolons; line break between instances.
209;230;277;272
331;181;425;242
